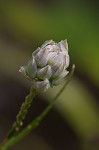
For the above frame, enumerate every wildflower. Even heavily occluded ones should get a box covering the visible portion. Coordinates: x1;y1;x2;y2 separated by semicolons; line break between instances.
19;40;69;92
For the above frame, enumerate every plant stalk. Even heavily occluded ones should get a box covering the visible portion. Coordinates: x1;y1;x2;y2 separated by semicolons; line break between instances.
0;64;75;150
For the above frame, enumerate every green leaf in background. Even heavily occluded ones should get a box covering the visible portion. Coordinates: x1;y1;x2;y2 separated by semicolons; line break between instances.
0;1;99;84
45;79;99;147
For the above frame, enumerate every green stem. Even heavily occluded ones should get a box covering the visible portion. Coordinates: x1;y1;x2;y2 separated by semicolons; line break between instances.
0;64;75;150
7;86;36;138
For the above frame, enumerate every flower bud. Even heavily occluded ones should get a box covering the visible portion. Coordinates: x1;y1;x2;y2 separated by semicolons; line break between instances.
37;65;52;80
19;39;70;92
52;70;69;86
32;78;50;92
26;57;37;79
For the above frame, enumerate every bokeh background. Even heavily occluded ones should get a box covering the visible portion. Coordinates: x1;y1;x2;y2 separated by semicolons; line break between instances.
0;0;99;150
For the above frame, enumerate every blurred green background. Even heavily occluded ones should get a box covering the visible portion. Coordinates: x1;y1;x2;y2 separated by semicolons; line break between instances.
0;0;99;150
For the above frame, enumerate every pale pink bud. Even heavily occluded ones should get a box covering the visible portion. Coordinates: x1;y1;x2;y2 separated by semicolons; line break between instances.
19;39;70;92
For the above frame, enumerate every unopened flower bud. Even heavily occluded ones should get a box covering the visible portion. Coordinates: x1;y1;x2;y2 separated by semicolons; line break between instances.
32;78;50;92
19;39;70;92
26;57;37;79
37;65;52;80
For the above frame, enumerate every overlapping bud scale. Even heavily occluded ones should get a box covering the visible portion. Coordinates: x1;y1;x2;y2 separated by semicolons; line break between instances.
19;40;70;92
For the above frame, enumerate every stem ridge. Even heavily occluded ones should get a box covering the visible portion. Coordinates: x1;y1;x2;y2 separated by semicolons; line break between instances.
7;87;36;138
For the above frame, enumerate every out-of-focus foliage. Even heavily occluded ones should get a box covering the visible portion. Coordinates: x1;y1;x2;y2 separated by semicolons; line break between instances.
46;80;99;138
0;0;99;84
0;0;99;150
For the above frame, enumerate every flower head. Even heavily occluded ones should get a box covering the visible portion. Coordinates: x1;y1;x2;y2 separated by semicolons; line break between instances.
19;39;70;92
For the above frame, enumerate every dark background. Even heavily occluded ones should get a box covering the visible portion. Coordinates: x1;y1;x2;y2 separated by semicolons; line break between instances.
0;0;99;150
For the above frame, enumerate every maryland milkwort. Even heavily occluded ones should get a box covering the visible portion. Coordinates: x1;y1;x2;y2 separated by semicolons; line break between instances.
19;40;70;92
0;40;75;150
